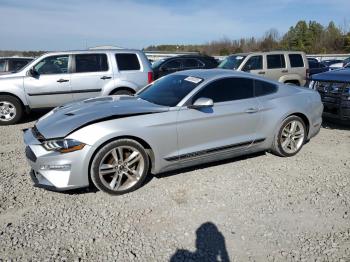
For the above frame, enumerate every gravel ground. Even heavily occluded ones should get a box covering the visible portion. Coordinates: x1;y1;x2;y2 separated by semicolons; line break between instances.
0;113;349;261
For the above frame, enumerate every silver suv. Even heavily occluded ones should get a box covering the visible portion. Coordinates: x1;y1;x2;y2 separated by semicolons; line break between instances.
219;51;309;86
0;49;153;125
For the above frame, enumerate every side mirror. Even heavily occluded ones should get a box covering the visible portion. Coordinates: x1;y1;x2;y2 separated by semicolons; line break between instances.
27;68;39;77
188;97;214;109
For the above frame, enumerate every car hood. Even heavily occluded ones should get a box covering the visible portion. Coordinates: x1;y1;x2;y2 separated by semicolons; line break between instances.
35;96;169;139
311;68;350;83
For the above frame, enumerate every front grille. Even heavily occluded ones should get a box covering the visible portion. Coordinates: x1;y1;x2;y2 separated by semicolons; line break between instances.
25;146;37;162
32;126;45;142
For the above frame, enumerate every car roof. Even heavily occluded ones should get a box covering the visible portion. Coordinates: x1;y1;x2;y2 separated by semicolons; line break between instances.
228;51;305;56
311;68;350;83
0;57;33;60
40;49;143;56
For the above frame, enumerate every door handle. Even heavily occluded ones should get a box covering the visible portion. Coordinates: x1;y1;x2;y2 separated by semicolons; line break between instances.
100;76;112;80
57;79;69;83
245;108;259;114
281;70;288;73
258;71;265;75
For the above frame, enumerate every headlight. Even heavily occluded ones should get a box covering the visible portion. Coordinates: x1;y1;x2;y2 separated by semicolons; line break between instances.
42;139;85;153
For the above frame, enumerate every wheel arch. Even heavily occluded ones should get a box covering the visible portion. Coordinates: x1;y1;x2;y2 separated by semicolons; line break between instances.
88;135;156;184
285;112;310;137
0;92;27;111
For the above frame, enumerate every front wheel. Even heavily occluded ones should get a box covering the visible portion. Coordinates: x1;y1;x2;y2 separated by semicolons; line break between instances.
0;95;23;125
90;139;149;195
272;116;306;157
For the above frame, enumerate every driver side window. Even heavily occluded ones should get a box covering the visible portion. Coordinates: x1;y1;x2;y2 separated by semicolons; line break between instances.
34;55;69;75
243;56;262;71
193;77;254;103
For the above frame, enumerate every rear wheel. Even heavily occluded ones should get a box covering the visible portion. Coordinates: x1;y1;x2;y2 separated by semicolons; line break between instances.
0;95;23;125
90;139;149;195
272;116;306;157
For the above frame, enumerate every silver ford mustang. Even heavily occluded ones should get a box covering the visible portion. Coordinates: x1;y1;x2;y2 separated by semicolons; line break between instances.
23;69;323;195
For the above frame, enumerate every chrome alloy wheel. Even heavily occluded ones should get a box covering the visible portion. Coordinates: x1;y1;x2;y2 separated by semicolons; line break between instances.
98;146;145;192
0;101;16;121
280;120;305;154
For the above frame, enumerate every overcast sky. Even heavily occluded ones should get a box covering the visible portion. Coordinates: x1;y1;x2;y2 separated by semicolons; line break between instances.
0;0;349;51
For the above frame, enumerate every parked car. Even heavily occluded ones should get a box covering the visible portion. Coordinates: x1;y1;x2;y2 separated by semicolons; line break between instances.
307;60;329;77
23;69;323;194
0;49;153;125
309;68;350;123
218;51;309;86
152;55;218;79
0;57;33;75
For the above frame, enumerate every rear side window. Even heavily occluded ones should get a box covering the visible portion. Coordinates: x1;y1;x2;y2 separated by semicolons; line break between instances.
193;77;254;103
267;54;286;69
75;54;108;73
254;80;277;96
115;53;140;71
289;54;304;67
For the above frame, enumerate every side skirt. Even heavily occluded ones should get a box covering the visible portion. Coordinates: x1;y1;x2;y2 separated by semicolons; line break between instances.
164;138;265;163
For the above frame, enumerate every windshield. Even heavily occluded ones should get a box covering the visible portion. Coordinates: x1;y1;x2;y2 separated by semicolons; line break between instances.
218;55;246;69
151;59;165;69
138;74;203;107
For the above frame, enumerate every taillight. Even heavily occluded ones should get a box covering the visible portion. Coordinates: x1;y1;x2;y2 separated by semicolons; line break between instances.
148;72;153;84
306;69;310;79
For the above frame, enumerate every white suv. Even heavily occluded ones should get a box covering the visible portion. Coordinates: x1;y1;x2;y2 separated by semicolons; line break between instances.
219;51;309;86
0;49;153;125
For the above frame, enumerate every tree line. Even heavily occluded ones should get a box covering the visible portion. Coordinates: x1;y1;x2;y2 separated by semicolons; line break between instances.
145;20;350;55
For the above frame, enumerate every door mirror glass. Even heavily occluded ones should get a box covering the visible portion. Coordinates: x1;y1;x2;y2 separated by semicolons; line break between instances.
188;97;214;109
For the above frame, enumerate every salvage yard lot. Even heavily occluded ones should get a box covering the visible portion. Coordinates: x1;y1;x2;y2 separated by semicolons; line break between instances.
0;115;349;261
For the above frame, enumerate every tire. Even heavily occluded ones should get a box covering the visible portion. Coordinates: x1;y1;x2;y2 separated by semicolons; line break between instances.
0;95;23;125
90;139;149;195
110;89;134;96
272;115;306;157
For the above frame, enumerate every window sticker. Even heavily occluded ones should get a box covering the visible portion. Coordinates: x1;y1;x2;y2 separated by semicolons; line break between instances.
184;76;203;84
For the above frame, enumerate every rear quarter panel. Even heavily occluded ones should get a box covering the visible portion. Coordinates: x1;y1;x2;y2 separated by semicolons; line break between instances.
110;51;151;93
257;84;322;148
